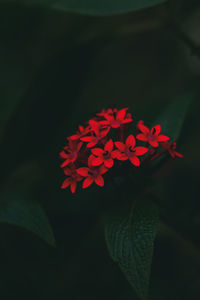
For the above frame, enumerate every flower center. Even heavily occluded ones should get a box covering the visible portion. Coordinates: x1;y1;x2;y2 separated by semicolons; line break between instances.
95;136;101;142
126;146;135;157
71;174;76;180
103;151;110;159
92;169;99;178
71;151;77;158
147;133;155;141
112;120;120;126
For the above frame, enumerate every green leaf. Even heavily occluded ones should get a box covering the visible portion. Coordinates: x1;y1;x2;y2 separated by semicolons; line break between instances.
105;199;159;300
154;93;193;140
0;0;167;15
0;196;56;247
0;162;55;246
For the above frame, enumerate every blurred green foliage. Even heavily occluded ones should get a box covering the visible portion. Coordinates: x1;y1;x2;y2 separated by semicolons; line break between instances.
0;1;200;300
0;0;167;15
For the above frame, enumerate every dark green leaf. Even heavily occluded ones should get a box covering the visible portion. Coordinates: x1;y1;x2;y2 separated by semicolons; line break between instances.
0;0;167;15
0;196;56;247
105;200;159;300
154;93;193;140
0;6;42;143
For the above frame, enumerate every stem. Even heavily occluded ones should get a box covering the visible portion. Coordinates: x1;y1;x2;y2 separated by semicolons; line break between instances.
150;148;166;161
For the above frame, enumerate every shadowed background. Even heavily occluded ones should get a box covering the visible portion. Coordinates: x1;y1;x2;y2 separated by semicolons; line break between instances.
0;1;200;299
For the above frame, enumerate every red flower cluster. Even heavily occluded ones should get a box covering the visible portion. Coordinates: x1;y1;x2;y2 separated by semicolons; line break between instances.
60;108;183;193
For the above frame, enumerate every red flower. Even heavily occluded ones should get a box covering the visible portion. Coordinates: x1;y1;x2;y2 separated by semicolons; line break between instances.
136;120;144;131
61;166;83;193
90;139;115;168
60;107;183;193
136;123;169;147
161;141;184;159
96;108;114;118
103;108;133;129
68;125;90;141
60;140;82;168
77;155;108;188
113;135;148;166
80;120;109;148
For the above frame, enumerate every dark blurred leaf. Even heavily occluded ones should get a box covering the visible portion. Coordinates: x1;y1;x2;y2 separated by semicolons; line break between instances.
105;199;159;300
0;197;55;246
154;93;193;140
168;0;200;14
0;162;55;246
0;46;33;134
0;5;44;142
1;0;167;15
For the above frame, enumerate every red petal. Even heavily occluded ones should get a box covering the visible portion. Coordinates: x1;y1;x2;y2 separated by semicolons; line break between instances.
92;157;104;166
77;142;83;152
169;149;176;158
115;142;125;152
61;159;70;168
68;140;76;150
88;154;96;168
99;120;110;126
122;118;133;124
69;134;79;140
89;120;100;135
151;125;161;135
116;108;128;121
136;133;148;142
104;158;114;168
91;148;104;156
134;146;149;156
87;141;98;148
99;165;108;175
157;135;170;142
149;140;159;148
111;150;119;159
111;122;121;128
101;127;110;137
104;114;114;122
129;156;140;167
104;139;113;152
108;108;115;114
76;175;83;182
126;135;136;148
59;151;68;159
81;136;93;142
61;178;71;189
83;177;93;188
63;168;72;176
89;119;98;129
79;125;84;132
113;150;127;161
70;182;77;193
76;167;89;177
95;175;104;187
111;150;118;159
175;151;184;158
138;123;149;134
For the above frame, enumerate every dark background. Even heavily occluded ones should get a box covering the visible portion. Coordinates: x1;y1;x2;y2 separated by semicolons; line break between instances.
0;2;200;300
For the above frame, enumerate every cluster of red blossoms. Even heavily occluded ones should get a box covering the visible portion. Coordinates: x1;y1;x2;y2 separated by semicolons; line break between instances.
60;108;183;193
